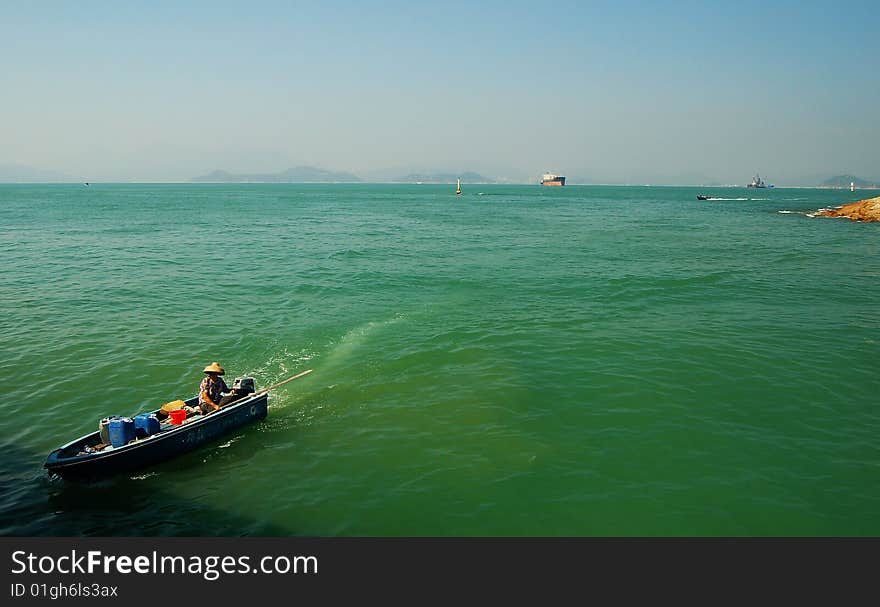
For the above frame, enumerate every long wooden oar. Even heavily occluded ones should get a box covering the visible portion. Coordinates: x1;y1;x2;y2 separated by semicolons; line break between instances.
255;369;314;395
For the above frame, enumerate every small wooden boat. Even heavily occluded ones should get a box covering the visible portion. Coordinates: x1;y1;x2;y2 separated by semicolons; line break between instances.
44;370;312;479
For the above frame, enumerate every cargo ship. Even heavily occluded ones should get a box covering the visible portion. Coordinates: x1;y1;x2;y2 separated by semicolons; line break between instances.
541;172;565;186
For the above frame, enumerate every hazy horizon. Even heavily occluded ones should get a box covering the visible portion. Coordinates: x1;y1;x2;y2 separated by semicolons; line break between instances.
2;1;878;185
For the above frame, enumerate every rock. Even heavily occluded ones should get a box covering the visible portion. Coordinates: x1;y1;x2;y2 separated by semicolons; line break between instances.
816;196;880;222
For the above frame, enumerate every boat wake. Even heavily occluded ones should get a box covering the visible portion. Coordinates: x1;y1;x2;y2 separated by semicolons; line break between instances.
241;345;317;413
261;315;406;413
130;472;158;480
249;346;314;385
324;315;406;367
217;435;244;449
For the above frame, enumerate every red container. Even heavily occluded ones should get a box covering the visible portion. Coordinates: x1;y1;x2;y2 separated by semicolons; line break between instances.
169;409;187;425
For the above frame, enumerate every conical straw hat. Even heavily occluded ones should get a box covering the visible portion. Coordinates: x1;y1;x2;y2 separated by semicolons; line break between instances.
203;361;225;375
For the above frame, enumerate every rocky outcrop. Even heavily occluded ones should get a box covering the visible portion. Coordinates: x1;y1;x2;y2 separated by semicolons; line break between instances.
816;196;880;222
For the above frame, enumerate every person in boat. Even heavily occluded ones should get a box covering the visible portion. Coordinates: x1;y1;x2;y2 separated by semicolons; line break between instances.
198;361;241;414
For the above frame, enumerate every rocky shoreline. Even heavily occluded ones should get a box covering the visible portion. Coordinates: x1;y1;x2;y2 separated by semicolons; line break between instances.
816;196;880;222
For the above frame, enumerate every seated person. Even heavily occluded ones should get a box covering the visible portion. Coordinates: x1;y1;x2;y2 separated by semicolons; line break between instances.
199;361;242;414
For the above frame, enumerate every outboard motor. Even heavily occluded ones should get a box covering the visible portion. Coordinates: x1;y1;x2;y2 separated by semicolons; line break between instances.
232;377;256;395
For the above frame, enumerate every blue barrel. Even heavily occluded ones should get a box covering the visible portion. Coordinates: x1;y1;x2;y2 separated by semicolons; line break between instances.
108;417;136;447
99;415;122;444
134;413;160;438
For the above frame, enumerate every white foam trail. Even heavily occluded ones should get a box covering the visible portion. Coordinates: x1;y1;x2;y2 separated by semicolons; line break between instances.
249;346;314;382
218;436;243;449
267;314;406;412
130;472;158;480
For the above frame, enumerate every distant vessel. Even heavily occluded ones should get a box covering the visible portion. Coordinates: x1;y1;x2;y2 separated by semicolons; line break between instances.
696;194;710;200
850;181;855;192
456;178;462;195
541;172;565;186
747;173;774;188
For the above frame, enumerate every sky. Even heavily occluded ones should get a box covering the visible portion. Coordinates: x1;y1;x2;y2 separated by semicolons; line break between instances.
2;0;878;184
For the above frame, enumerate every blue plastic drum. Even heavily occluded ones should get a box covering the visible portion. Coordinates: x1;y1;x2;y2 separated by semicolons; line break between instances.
134;413;161;438
108;417;136;447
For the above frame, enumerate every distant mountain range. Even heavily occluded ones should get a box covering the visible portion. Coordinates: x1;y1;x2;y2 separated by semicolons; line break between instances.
820;175;879;188
191;167;496;184
191;166;362;183
3;162;878;188
189;169;879;187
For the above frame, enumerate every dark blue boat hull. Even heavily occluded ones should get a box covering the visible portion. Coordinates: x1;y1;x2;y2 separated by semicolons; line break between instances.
44;394;268;479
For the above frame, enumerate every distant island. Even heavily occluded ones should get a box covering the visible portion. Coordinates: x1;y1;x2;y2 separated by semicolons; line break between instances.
818;175;880;189
191;166;362;183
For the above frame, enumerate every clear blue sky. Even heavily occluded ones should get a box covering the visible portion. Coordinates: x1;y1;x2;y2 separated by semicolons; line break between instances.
2;0;878;183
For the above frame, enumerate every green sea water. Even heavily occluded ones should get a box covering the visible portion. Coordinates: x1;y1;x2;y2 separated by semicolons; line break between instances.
1;183;877;536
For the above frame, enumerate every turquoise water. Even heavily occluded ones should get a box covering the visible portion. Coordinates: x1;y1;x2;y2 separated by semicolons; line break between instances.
1;183;878;536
